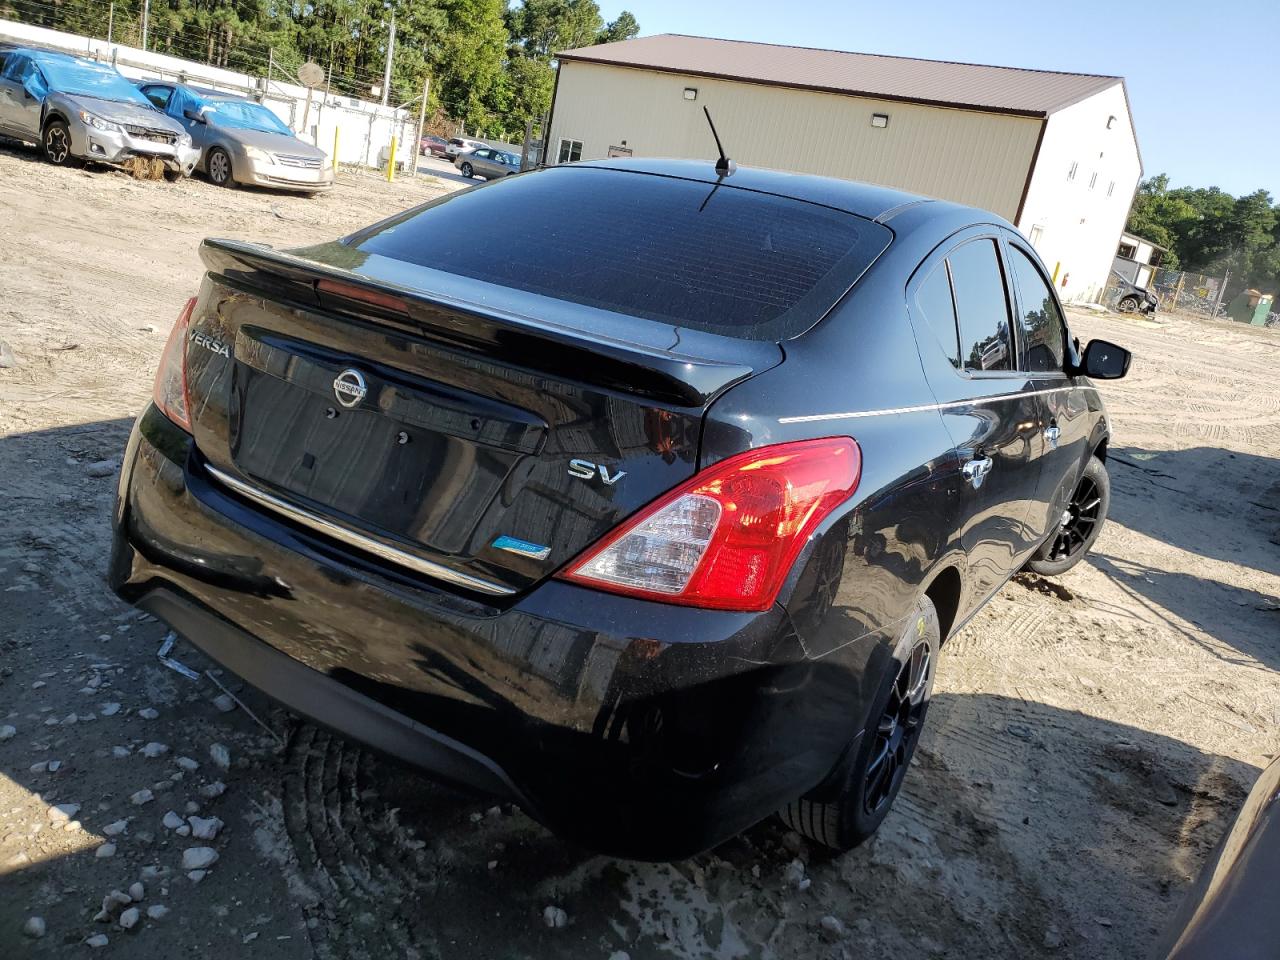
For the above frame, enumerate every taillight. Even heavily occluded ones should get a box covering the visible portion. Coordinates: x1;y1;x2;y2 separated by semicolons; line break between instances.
559;437;861;612
153;297;196;432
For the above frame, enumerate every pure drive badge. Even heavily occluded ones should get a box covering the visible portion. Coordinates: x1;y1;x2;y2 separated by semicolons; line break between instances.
332;369;367;408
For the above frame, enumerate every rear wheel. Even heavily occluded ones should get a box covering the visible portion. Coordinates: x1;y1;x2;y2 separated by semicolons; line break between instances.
207;147;234;187
43;120;74;166
460;161;474;178
1025;455;1110;576
779;595;939;851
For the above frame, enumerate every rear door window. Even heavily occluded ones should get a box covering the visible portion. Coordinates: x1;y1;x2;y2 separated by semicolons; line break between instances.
948;239;1014;372
914;261;960;368
1007;245;1066;372
346;167;892;341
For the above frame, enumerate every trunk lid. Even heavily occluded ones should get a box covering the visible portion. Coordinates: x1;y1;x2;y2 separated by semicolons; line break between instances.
183;239;782;598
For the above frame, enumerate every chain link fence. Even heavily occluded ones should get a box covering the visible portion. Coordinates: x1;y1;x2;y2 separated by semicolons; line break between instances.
1103;266;1228;318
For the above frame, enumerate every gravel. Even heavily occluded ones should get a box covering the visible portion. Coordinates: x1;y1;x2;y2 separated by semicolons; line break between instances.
102;820;129;837
22;916;46;939
175;756;200;772
0;724;16;740
119;907;141;930
542;906;568;929
146;904;170;920
130;789;155;805
137;708;159;720
163;810;185;830
129;882;145;902
85;934;110;948
84;460;118;478
94;843;117;859
141;742;170;758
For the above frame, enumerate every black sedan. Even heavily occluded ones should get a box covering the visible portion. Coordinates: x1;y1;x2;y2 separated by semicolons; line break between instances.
109;158;1130;860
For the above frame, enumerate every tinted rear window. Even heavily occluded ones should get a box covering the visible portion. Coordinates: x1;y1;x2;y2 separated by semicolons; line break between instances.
346;167;891;340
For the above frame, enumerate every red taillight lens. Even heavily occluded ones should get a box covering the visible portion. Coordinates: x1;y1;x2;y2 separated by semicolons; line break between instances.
153;297;196;432
559;437;861;612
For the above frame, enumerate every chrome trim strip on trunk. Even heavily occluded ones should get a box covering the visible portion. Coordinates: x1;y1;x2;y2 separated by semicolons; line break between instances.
205;464;516;597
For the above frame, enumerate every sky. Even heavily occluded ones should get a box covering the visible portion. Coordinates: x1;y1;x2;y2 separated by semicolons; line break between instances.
596;0;1280;199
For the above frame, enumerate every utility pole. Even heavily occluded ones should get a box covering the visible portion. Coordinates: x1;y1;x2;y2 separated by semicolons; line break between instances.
106;1;113;45
140;0;148;50
381;14;395;107
411;74;429;178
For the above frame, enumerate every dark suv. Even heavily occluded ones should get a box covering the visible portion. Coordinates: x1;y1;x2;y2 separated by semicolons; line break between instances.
110;159;1130;860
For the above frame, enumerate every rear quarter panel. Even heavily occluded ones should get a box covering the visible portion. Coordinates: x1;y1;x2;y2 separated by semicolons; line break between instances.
700;238;968;790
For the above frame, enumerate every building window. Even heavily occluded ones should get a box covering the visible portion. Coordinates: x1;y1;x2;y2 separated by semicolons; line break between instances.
1027;224;1045;247
1107;180;1116;197
1089;171;1097;190
557;138;583;164
1067;161;1078;181
1117;241;1137;259
1106;115;1116;129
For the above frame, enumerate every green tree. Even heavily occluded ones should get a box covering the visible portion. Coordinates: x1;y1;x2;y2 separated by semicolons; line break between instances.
597;10;639;44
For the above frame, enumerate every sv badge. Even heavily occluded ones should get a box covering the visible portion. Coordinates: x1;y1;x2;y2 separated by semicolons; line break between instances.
568;459;626;485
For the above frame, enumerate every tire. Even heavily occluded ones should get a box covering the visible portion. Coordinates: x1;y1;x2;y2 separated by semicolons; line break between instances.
1025;455;1110;576
42;120;75;166
460;162;473;178
1117;296;1139;314
779;595;940;851
207;147;234;187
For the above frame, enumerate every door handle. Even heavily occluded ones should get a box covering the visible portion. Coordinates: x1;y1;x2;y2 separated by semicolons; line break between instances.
963;455;994;490
1044;424;1061;449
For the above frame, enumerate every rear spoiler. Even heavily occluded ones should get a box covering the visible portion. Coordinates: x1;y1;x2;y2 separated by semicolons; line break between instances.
199;238;781;408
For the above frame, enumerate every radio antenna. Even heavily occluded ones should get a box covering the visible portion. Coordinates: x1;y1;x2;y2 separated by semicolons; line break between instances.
702;106;736;177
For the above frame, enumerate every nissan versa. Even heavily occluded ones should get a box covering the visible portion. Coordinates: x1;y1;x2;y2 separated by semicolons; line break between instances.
109;158;1131;860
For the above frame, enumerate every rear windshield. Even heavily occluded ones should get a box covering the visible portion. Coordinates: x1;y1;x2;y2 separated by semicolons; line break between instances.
345;166;891;340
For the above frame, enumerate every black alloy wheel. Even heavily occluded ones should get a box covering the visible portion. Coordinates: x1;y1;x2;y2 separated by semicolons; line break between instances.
778;595;940;851
1026;455;1110;577
1045;472;1102;564
863;637;932;815
1118;295;1139;313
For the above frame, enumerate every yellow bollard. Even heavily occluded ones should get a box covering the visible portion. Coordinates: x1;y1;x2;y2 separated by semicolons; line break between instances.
386;136;397;182
332;127;339;172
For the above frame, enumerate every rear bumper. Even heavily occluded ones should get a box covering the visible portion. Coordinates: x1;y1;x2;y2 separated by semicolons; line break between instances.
110;405;862;859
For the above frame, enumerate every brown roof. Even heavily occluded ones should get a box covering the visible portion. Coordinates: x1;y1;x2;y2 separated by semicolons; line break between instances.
557;34;1121;117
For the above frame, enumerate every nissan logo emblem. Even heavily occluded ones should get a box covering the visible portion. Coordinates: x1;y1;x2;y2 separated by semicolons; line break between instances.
332;368;367;408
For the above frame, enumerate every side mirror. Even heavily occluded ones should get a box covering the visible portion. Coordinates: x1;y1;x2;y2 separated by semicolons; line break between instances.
183;108;206;123
1076;339;1131;379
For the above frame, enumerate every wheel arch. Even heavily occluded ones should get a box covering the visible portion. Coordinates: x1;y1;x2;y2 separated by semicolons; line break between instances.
921;563;963;642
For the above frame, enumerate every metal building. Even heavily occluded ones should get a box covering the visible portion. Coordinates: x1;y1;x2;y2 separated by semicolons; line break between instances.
547;34;1142;304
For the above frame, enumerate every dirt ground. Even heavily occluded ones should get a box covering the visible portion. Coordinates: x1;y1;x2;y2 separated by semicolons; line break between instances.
2;142;1278;960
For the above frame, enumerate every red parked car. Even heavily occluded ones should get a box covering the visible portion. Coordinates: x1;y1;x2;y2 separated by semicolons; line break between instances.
419;134;449;158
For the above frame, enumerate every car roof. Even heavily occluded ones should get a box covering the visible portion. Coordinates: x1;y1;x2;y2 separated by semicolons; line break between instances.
573;157;948;221
9;46;101;68
142;79;252;103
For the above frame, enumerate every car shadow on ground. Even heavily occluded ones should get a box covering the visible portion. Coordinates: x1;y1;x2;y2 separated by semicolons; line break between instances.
1107;445;1280;574
1100;444;1280;672
414;157;477;187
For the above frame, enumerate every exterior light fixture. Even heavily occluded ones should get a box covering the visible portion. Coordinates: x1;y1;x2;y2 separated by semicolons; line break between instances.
683;88;698;101
871;113;889;128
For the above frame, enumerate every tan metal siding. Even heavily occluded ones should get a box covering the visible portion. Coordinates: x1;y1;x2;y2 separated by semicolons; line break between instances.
551;62;1041;219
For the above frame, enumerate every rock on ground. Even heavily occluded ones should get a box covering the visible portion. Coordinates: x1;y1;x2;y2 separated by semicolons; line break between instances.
542;906;568;929
22;916;46;938
181;846;219;870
